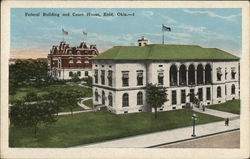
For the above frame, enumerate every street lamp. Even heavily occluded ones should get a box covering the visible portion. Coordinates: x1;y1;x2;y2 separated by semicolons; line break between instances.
191;113;198;137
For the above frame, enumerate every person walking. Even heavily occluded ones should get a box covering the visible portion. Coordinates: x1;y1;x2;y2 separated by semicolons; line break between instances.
225;118;229;126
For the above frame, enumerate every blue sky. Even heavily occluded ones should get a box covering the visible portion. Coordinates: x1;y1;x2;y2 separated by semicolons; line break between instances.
11;8;242;58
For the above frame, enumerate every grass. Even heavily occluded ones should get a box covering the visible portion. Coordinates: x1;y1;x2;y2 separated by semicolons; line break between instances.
10;84;92;103
9;109;223;148
207;99;240;115
82;99;93;109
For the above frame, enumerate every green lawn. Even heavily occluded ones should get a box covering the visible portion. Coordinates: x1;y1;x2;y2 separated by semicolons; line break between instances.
207;100;240;114
83;99;93;109
9;109;223;148
10;84;92;103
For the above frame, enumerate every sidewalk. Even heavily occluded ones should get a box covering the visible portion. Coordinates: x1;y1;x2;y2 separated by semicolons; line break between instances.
74;118;240;148
193;107;239;119
78;97;92;110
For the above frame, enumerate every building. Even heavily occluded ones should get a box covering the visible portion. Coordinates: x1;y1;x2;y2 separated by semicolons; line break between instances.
92;37;240;114
48;41;99;80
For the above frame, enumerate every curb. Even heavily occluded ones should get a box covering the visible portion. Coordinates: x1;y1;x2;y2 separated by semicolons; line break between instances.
146;128;240;148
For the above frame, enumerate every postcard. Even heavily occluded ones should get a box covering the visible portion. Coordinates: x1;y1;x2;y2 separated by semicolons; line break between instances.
1;1;249;159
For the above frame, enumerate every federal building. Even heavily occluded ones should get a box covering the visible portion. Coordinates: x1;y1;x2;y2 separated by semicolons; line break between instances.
92;37;240;114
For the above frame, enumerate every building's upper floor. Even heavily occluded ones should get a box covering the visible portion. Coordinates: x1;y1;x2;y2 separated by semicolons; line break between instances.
92;41;240;89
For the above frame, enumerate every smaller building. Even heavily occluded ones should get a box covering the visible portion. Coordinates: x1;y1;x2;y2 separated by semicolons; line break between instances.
48;41;99;80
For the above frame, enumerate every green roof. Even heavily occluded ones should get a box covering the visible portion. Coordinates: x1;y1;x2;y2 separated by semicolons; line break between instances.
93;44;239;60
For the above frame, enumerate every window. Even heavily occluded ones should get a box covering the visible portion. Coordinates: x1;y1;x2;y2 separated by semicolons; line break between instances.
108;70;113;86
181;90;186;104
231;84;235;95
95;89;98;101
197;64;204;84
137;71;143;86
225;85;227;95
170;65;177;86
102;91;105;105
77;71;81;77
122;71;129;87
94;70;98;84
231;67;236;79
159;65;163;67
108;93;113;106
85;71;88;77
122;93;129;107
217;86;221;98
172;90;177;105
101;70;105;85
198;88;203;101
69;71;73;77
225;68;228;80
206;87;211;100
137;92;143;105
77;51;81;55
217;67;222;81
190;89;195;103
158;73;164;85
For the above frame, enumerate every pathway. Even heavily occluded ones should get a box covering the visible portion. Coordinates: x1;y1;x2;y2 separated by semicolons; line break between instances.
78;97;92;110
192;107;239;119
57;97;93;116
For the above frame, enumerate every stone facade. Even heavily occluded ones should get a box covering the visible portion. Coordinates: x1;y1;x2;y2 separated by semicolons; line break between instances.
93;59;240;114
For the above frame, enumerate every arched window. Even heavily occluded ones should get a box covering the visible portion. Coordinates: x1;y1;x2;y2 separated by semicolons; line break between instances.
197;64;204;84
170;65;178;86
95;89;98;102
102;91;105;105
205;64;212;84
231;84;236;95
137;92;143;105
179;65;187;86
108;93;113;106
217;86;221;98
188;64;195;85
122;93;129;107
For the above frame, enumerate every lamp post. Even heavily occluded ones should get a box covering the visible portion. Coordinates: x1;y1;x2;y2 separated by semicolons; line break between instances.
191;113;198;137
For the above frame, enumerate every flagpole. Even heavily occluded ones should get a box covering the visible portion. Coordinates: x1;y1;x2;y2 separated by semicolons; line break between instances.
162;24;164;44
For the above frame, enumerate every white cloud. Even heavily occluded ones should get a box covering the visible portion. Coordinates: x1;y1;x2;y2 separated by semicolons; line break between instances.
183;9;241;22
142;11;154;17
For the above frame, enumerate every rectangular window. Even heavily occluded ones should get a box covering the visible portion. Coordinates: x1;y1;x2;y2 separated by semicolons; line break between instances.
181;90;186;104
198;88;203;101
108;70;113;86
77;71;81;77
206;87;211;100
94;70;98;84
231;67;236;79
159;65;163;67
172;90;177;105
122;71;129;87
137;71;143;86
190;89;195;103
158;73;164;85
101;70;105;85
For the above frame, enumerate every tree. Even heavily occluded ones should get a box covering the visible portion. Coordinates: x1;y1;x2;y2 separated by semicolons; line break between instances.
48;89;83;116
10;101;58;136
146;83;168;119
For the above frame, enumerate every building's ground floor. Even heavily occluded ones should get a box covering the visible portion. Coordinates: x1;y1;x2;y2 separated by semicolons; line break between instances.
93;81;239;114
50;68;92;80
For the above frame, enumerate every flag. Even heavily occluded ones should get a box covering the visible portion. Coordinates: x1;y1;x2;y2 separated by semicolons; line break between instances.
62;28;68;35
162;25;171;32
83;32;87;36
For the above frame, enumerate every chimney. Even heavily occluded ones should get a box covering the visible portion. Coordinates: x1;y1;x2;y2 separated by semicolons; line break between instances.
137;36;149;46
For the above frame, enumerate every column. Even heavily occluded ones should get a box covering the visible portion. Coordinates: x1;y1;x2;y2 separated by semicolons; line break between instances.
203;69;205;84
186;70;188;85
177;70;179;86
194;69;197;85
